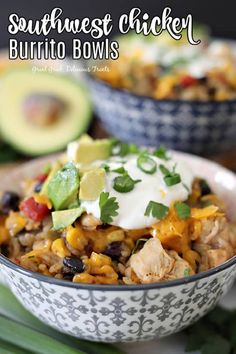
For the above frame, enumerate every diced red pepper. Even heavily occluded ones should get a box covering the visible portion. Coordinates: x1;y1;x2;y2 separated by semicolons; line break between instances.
36;173;48;183
180;75;197;88
20;197;50;222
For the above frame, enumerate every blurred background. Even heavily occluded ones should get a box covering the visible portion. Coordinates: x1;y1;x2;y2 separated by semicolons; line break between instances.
0;0;236;172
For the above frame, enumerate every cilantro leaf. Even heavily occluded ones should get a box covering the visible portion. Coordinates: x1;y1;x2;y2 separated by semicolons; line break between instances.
101;164;110;173
144;201;169;220
175;202;191;219
99;192;119;224
112;166;126;174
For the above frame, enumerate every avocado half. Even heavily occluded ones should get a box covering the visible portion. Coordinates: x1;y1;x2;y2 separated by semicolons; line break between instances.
0;69;92;155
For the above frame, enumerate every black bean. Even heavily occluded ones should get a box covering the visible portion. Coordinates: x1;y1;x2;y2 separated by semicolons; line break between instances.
208;87;216;97
104;241;121;259
199;179;212;196
197;76;207;84
63;256;85;274
0;191;20;214
63;273;74;281
34;182;43;193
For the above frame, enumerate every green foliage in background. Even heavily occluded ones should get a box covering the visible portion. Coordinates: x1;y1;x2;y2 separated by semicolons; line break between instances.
185;306;236;354
0;142;21;163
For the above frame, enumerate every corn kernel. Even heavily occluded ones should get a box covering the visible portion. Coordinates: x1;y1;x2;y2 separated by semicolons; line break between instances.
191;205;219;219
73;273;95;283
66;225;87;251
215;90;230;101
107;230;125;243
5;212;26;236
51;238;70;258
0;225;9;245
90;252;111;267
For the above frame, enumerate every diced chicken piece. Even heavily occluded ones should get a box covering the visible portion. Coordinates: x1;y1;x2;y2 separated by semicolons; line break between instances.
130;238;174;284
198;216;233;252
207;249;228;268
194;216;235;271
193;243;210;272
165;250;194;280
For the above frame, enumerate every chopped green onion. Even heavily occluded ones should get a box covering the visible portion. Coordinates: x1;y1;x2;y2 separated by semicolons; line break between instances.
137;154;157;174
159;164;170;176
153;145;170;160
111;141;130;157
113;174;141;193
164;174;181;186
175;202;191;219
144;201;169;220
183;268;190;277
129;143;140;154
183;183;190;192
159;164;181;187
111;141;139;157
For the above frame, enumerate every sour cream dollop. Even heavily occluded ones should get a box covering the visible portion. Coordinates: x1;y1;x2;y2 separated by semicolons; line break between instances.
80;155;193;230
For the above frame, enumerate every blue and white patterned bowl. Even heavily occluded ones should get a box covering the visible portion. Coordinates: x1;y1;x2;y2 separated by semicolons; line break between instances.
87;76;236;155
0;153;236;342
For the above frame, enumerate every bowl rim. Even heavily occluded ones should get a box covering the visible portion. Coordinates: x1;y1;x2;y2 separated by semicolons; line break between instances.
1;151;236;291
88;74;236;106
1;253;236;291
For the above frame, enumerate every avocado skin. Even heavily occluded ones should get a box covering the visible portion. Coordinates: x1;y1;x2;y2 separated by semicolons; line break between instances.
52;207;84;230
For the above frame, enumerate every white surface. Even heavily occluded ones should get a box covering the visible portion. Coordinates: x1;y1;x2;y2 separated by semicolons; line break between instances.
119;282;236;354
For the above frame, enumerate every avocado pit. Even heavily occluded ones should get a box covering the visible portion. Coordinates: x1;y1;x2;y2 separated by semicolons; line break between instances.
23;93;66;127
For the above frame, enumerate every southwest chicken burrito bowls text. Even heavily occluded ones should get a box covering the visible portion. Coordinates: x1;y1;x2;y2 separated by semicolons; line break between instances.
0;135;236;285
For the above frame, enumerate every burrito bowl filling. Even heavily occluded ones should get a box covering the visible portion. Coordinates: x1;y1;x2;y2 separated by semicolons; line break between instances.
93;33;236;101
0;135;236;285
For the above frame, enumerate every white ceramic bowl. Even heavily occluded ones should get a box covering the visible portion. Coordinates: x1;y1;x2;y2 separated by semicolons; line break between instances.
0;152;236;342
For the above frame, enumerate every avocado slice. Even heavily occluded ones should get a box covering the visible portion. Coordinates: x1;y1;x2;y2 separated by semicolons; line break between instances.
52;207;84;230
67;135;112;164
0;69;92;155
79;168;105;201
47;163;80;210
40;161;61;196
